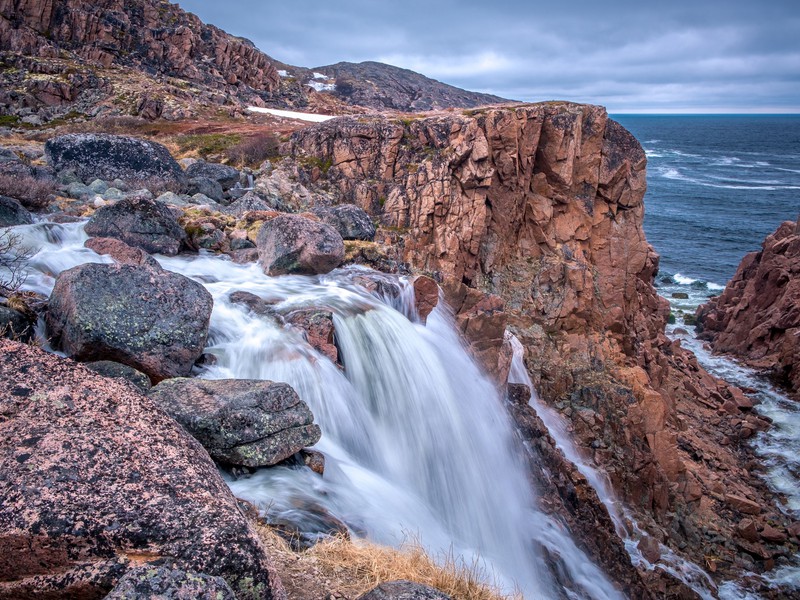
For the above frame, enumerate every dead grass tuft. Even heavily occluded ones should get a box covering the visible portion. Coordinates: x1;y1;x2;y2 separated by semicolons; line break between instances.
0;173;56;210
257;525;514;600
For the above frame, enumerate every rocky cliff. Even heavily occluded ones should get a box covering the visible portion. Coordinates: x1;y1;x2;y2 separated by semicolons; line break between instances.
696;218;800;397
262;103;797;588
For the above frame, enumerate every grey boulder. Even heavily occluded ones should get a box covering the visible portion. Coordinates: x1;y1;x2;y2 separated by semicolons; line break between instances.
0;196;33;227
105;564;237;600
313;204;376;241
256;214;344;276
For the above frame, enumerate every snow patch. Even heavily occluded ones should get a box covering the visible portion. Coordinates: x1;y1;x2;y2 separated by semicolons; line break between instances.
277;70;289;77
312;72;329;79
246;107;336;123
308;81;336;92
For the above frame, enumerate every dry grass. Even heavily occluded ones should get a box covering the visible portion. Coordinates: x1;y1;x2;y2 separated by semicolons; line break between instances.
0;173;56;210
257;525;514;600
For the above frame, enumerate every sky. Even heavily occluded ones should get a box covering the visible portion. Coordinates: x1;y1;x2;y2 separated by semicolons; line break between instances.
178;0;800;113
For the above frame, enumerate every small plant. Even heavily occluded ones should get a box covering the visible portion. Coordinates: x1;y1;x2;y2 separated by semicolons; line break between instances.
0;229;32;295
227;133;282;167
0;174;56;210
0;115;20;127
176;133;241;158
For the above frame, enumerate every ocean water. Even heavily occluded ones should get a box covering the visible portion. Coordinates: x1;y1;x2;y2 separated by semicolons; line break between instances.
612;115;800;291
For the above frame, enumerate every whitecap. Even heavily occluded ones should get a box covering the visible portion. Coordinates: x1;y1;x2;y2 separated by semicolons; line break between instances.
673;273;697;285
707;282;725;291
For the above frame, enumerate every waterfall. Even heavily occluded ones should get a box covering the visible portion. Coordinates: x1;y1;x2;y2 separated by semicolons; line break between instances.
14;219;624;598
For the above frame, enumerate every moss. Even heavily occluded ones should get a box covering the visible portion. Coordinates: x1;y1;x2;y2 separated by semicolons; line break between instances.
176;133;242;159
299;155;333;175
0;115;20;126
667;312;676;325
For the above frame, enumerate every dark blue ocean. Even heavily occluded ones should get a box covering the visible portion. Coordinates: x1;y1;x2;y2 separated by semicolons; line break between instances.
612;115;800;291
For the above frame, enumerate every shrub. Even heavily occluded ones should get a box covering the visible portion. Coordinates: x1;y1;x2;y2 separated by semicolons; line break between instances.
0;228;32;295
176;133;241;159
227;133;281;167
0;173;56;210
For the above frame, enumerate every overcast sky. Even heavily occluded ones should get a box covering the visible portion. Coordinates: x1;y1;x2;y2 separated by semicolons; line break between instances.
178;0;799;113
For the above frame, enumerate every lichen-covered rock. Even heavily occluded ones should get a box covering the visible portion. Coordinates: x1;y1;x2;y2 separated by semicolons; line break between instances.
0;339;285;600
357;581;452;600
188;176;225;202
256;214;344;276
45;134;186;187
84;236;161;268
312;204;376;241
148;378;321;467
105;564;237;600
185;161;240;189
85;196;187;256
223;190;277;217
84;360;151;391
45;262;212;382
0;196;33;227
0;305;35;342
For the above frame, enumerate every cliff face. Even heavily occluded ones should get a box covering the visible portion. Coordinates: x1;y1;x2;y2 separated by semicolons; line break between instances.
696;218;800;397
270;103;796;586
0;0;280;96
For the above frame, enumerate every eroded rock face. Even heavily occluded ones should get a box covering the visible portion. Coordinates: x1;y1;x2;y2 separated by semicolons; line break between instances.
256;214;345;276
696;219;800;397
45;134;186;187
148;378;321;468
0;339;285;600
46;262;212;382
85;196;187;256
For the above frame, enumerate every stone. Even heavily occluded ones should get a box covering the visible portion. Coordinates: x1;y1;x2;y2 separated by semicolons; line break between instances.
45;134;186;188
412;275;439;324
357;581;452;600
256;214;344;276
84;236;161;269
85;196;187;256
105;564;237;600
185;161;240;189
188;176;224;202
285;308;338;363
155;191;189;206
45;262;213;383
736;518;760;542
65;181;91;199
223;190;276;216
84;360;152;392
725;494;762;515
0;305;35;342
0;339;285;600
88;178;108;194
0;195;33;227
148;378;321;467
312;204;376;241
637;536;662;564
760;524;788;544
102;187;125;201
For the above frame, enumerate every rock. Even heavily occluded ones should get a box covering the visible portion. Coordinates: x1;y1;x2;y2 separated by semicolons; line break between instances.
301;449;325;475
256;214;345;276
0;339;285;600
312;204;376;241
412;275;439;324
148;378;321;467
725;494;762;515
285;308;338;363
102;187;125;201
696;219;800;397
736;518;760;542
105;564;237;600
637;536;662;564
84;360;151;391
0;195;33;227
88;178;108;194
185;161;240;189
0;305;35;342
155;191;189;206
65;181;91;199
45;134;186;188
85;196;187;256
223;190;276;217
671;292;689;299
45;262;213;383
357;581;452;600
84;236;161;268
188;176;224;202
229;290;283;322
760;524;788;544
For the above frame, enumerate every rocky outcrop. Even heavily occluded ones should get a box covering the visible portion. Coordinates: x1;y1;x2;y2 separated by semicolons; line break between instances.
46;262;212;382
148;378;321;468
316;61;508;112
696;218;800;397
105;564;237;600
269;102;796;587
185;160;240;190
0;339;285;599
312;204;376;241
46;134;186;188
85;196;187;256
257;214;345;276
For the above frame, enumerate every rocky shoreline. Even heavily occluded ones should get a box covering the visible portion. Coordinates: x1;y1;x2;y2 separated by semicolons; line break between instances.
0;103;798;599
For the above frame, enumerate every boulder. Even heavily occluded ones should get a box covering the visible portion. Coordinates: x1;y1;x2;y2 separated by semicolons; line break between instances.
84;236;161;268
188;176;225;202
257;214;344;276
411;275;439;324
84;360;152;392
84;197;187;256
357;581;452;600
45;262;213;383
0;196;33;227
223;190;276;217
105;564;237;600
0;305;35;342
44;134;186;187
148;378;321;467
185;161;240;189
0;339;285;600
285;309;338;363
312;204;376;241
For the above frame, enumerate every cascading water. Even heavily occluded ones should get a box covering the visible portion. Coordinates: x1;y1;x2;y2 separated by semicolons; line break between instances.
11;219;625;600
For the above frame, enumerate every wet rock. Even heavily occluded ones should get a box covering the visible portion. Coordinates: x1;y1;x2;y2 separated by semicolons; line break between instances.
188;176;224;202
301;449;325;475
0;339;285;600
46;262;213;383
45;134;186;188
412;275;439;324
637;536;662;564
285;308;338;363
105;564;237;599
357;581;452;600
229;290;283;322
84;360;151;392
185;161;240;189
148;378;321;467
312;204;376;241
256;214;344;276
0;305;35;342
0;196;33;227
84;236;161;268
85;196;187;255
